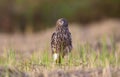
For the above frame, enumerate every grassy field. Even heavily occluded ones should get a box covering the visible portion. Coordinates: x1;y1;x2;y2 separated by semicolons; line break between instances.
0;19;120;77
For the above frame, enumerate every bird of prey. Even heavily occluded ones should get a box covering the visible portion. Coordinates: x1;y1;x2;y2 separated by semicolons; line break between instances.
51;18;72;63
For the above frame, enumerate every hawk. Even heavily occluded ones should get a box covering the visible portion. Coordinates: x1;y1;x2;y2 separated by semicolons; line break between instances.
51;18;72;63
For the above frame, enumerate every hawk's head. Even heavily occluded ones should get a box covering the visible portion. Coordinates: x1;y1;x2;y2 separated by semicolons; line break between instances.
56;18;68;27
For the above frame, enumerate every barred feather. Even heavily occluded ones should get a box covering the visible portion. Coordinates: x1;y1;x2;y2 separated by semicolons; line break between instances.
51;18;72;62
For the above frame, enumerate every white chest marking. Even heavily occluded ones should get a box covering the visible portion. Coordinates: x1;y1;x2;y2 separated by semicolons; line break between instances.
53;53;59;61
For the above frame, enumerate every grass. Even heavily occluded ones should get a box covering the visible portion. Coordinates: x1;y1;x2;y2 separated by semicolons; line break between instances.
0;37;120;77
1;42;120;68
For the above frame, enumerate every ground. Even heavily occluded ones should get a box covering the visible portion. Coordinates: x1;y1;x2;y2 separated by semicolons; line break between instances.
0;19;120;77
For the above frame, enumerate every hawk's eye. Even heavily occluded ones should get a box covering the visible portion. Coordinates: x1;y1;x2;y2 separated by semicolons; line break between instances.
60;21;64;25
58;20;64;26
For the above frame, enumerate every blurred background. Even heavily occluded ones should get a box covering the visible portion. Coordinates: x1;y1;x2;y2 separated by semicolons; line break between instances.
0;0;120;54
0;0;120;33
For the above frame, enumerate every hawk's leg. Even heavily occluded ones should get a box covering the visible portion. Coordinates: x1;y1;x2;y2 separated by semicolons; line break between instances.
53;53;63;64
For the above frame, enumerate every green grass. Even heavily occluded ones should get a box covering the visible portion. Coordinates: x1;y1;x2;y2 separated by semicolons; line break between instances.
0;39;120;74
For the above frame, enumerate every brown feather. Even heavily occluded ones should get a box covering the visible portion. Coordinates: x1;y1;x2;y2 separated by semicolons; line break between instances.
51;18;72;63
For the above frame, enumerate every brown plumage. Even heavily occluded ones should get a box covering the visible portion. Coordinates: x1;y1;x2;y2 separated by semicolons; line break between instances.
51;18;72;63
